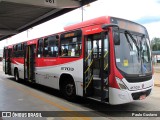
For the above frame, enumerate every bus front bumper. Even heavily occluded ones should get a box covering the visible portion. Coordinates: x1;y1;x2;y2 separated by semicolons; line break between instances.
109;86;153;105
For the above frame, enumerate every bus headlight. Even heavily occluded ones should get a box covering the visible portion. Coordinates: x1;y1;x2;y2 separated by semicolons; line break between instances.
115;77;128;90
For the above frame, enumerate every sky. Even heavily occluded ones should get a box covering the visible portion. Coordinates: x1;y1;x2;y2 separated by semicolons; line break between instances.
0;0;160;49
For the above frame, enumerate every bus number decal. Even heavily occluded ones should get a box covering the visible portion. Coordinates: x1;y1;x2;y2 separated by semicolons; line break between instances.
61;67;74;71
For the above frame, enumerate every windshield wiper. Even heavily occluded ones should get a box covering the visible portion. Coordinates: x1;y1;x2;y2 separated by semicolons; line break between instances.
125;30;139;51
125;31;140;60
124;31;133;50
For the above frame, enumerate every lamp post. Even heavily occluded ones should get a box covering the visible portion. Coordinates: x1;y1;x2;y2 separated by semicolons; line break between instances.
81;4;90;22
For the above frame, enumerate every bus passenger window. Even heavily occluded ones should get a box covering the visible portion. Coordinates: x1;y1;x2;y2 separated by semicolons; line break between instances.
43;35;58;57
44;38;49;57
37;39;43;58
61;46;68;56
12;43;24;58
60;30;82;57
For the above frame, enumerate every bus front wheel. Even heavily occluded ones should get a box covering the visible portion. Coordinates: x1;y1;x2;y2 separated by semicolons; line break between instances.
62;79;76;101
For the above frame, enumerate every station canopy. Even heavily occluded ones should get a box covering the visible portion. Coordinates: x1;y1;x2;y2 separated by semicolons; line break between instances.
0;0;96;41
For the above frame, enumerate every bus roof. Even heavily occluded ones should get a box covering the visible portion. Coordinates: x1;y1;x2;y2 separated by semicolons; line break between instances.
64;16;147;34
5;16;148;48
64;16;110;31
6;45;13;49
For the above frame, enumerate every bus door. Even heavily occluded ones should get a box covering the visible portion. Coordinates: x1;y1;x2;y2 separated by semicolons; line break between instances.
24;44;36;82
84;32;109;102
4;47;12;75
3;47;7;74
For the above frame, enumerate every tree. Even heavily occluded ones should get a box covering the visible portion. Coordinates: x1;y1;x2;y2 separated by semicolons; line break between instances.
151;37;160;51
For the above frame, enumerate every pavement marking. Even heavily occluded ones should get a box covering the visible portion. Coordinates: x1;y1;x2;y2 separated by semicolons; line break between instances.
0;78;91;120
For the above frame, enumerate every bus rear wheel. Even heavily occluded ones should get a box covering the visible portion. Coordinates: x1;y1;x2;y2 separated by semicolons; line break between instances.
62;80;76;101
14;69;20;82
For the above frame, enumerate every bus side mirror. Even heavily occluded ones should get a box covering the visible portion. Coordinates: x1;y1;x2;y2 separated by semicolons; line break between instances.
102;24;120;45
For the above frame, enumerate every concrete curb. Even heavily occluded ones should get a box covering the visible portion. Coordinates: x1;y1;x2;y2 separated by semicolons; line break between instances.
154;79;160;87
155;84;160;87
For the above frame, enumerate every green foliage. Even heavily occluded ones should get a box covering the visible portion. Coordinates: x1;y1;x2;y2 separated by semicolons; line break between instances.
151;37;160;51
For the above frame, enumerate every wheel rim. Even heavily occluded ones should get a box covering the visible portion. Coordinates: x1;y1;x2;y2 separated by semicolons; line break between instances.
65;84;74;96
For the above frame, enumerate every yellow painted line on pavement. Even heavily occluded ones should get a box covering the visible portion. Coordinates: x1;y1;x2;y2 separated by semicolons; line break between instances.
0;79;91;120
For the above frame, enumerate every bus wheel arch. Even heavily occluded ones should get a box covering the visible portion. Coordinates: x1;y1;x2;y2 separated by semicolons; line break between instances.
14;67;19;82
59;74;76;101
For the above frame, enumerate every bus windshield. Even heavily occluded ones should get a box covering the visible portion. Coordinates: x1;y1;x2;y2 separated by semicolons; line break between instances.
114;31;152;76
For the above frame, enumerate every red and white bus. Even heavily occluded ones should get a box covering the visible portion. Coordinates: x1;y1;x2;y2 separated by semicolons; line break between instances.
3;16;153;105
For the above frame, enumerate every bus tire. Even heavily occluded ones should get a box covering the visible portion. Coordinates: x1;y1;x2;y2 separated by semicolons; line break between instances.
14;69;20;82
62;78;76;101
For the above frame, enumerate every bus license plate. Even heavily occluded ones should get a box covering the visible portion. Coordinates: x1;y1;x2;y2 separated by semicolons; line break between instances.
139;95;146;100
